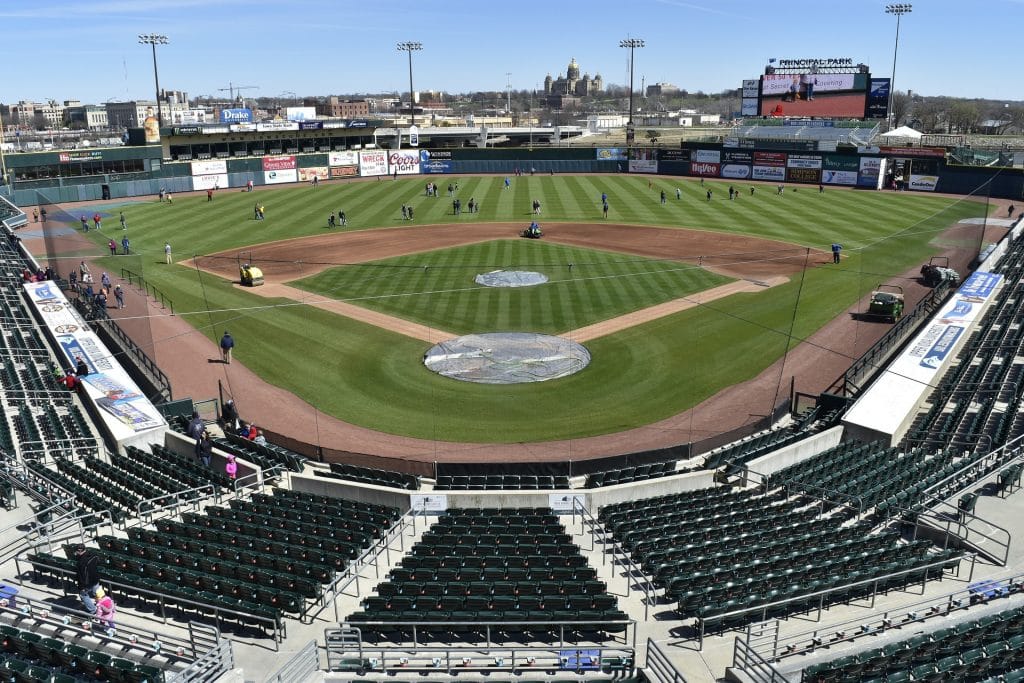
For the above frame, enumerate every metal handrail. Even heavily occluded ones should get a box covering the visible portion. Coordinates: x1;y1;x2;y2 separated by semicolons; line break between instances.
756;568;1024;661
645;638;689;683
134;483;218;523
905;501;1011;566
120;267;175;315
572;498;656;619
732;637;787;683
165;639;234;683
265;640;318;683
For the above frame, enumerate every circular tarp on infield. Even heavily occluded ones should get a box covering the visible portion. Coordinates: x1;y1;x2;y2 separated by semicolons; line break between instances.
423;332;591;384
474;270;549;288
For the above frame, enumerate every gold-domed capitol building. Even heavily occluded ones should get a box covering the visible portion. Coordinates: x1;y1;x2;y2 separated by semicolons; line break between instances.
543;57;603;97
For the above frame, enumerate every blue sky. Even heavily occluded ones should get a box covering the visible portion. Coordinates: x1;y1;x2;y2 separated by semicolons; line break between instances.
1;0;1020;104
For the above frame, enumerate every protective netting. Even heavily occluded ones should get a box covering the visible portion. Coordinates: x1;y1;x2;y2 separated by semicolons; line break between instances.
474;270;549;288
424;332;591;384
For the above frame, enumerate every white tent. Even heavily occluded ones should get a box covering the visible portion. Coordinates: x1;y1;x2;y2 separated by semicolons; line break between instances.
880;125;923;139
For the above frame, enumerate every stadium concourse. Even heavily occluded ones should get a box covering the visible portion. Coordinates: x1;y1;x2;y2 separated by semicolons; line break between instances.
2;190;1024;683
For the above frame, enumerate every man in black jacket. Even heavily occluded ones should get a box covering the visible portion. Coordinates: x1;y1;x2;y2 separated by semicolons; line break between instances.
74;544;100;614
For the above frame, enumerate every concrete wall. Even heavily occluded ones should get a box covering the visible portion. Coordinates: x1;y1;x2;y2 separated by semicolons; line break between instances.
742;426;844;478
288;473;412;512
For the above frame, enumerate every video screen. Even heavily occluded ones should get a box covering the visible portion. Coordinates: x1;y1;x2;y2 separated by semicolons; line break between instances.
760;72;868;118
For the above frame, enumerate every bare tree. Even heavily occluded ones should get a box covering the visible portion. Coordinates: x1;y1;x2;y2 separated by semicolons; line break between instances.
913;99;945;133
947;100;981;133
890;91;911;127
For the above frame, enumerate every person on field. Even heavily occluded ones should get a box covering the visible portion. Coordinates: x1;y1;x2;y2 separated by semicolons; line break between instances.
220;330;235;364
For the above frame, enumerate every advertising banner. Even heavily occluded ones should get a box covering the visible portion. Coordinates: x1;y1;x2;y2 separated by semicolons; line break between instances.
823;155;859;171
741;99;759;116
298;167;329;182
329;151;359;167
421;160;453;174
690;162;720;177
724;150;753;164
388;150;421;175
693;149;722;164
229;123;256;132
286;106;317;121
762;73;858;96
857;157;883;188
219;108;253;124
787;167;821;183
721;164;752;179
172;126;202;136
192;174;228;191
421;150;452;161
867;78;891;119
256;120;299;132
880;146;945;158
409;125;419;147
190;160;227;176
753;165;787;181
329;166;358;178
908;174;939;191
262;155;296;171
754;151;787;166
787;154;823;169
742;87;759;98
58;150;103;163
298;121;323;130
263;169;298;185
658;149;690;162
742;79;759;89
359;150;389;176
628;148;657;174
821;169;858;185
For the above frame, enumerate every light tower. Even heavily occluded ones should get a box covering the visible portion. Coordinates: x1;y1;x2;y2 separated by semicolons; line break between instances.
885;4;912;129
396;41;423;127
138;34;169;126
619;38;645;144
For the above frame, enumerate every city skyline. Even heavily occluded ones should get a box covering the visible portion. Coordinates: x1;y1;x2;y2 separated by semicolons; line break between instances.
1;0;1021;105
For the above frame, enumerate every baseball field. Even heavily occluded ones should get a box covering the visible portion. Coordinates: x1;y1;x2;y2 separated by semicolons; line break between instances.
62;174;989;443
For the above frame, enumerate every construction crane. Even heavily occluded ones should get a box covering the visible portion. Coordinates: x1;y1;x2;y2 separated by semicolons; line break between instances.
218;82;259;103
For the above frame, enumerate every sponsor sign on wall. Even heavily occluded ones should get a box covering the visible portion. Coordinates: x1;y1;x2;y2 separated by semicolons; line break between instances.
256;121;299;132
787;167;821;183
658;149;690;162
286;107;317;121
742;86;759;98
262;155;296;171
691;162;720;177
724;150;753;164
858;157;883;188
172;126;202;136
822;169;858;185
298;120;323;130
389;150;421;175
298;167;329;182
866;78;891;119
421;150;452;161
329;151;359;167
263;169;298;184
823;155;859;171
329;166;358;178
908;174;939;191
786;154;823;169
190;160;227;176
628;148;657;174
693;149;722;164
421;160;453;174
754;151;787;166
359;150;389;176
219;108;253;124
721;164;752;179
742;79;759;90
741;99;759;116
58;150;104;163
192;174;228;191
880;146;945;158
752;165;786;181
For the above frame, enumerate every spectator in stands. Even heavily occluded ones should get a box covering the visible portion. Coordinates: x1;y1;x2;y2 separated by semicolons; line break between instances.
245;424;258;440
44;265;55;280
187;411;204;440
79;260;90;277
198;431;213;467
83;282;94;301
62;370;78;391
95;291;108;314
74;544;100;615
94;587;116;636
220;331;235;364
225;454;238;480
220;399;239;432
254;430;267;446
75;356;89;377
68;270;78;292
21;268;33;283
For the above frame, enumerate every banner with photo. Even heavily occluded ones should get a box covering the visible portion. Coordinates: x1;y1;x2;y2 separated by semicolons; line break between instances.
596;148;627;161
190;160;227;176
628;148;658;173
192;173;229;191
762;73;858;96
388;150;421;175
329;151;359;167
263;168;298;184
22;281;165;435
298;167;329;181
359;150;389;176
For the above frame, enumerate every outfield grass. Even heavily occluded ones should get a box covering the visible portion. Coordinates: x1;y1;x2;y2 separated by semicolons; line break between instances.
291;239;731;335
71;175;989;442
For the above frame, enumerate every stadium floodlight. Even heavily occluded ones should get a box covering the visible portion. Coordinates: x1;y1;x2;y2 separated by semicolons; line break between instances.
619;38;645;143
884;4;911;129
396;41;423;128
138;34;169;127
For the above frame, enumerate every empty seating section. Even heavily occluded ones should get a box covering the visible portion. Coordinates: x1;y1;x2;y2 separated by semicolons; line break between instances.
600;485;961;632
585;461;679;488
802;605;1024;682
436;473;570;490
124;444;232;491
213;432;307;473
770;441;965;516
730;121;880;144
317;462;420;489
0;623;168;683
27;488;399;628
348;508;626;641
702;428;807;471
25;459;130;524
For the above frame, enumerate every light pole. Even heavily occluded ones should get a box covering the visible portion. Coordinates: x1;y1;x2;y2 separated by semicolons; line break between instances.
138;34;169;126
619;38;644;144
885;4;911;129
396;41;422;127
